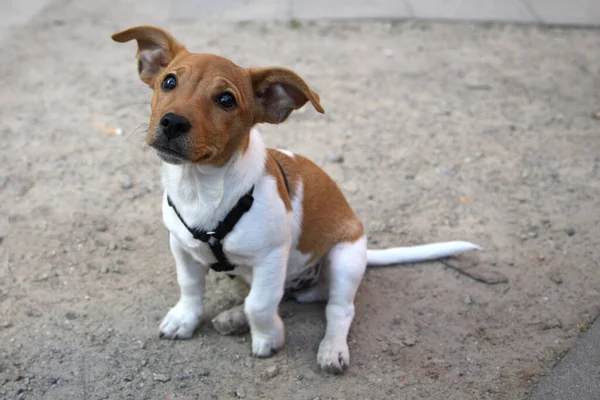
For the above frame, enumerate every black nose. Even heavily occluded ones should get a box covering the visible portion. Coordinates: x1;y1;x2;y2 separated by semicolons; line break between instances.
160;113;191;139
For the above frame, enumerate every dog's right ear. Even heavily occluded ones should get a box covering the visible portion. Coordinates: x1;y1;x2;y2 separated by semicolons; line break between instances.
112;26;187;87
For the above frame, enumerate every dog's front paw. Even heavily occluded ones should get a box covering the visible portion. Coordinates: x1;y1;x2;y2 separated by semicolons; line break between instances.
251;316;285;358
159;301;203;339
317;338;350;374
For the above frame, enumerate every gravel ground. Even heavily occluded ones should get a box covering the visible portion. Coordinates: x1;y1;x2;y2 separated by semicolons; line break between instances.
1;1;600;399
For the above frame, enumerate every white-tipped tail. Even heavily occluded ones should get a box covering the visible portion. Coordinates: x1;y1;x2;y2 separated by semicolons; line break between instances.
366;241;482;267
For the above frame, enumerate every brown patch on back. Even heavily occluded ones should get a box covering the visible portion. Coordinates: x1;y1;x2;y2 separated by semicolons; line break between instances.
266;150;364;263
295;154;364;262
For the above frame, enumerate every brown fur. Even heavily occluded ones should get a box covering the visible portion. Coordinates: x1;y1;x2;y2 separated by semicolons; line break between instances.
267;150;364;262
112;26;324;167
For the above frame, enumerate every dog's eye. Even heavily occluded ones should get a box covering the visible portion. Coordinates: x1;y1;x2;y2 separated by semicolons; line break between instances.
216;92;236;110
161;74;177;91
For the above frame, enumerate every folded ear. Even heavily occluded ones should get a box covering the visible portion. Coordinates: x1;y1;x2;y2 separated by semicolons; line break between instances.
249;67;325;124
112;25;186;87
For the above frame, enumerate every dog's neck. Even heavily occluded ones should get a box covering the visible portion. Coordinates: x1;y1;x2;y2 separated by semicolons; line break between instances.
161;129;267;229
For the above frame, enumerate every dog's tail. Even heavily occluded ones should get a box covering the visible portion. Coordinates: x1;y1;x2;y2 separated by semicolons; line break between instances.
366;241;482;267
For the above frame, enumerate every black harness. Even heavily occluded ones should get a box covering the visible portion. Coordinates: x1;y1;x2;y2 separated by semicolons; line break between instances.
167;157;289;273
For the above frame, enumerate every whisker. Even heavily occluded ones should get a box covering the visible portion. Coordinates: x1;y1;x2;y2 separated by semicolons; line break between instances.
126;123;149;141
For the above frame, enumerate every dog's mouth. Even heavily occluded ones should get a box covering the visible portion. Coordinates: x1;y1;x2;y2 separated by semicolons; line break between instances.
151;145;189;164
150;144;213;165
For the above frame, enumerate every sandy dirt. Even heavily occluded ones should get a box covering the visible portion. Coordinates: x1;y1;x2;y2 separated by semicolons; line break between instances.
1;1;600;399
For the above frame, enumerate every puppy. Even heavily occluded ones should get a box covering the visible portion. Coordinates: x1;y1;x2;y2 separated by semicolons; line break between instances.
112;25;480;373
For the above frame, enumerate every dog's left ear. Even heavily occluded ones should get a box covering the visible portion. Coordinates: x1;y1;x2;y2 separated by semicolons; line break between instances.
112;25;187;87
249;67;325;124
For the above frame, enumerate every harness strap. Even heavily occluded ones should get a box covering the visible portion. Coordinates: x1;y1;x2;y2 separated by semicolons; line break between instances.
273;157;290;195
167;186;254;272
167;156;290;273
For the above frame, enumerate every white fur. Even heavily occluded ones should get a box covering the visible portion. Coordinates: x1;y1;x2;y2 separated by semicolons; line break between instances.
276;148;295;158
161;129;307;356
366;241;482;266
318;235;367;372
159;234;207;339
159;128;481;369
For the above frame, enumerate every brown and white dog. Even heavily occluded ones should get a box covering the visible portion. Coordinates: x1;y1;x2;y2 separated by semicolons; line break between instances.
112;26;480;374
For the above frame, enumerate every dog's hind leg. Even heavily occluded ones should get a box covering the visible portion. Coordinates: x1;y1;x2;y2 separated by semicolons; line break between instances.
317;236;367;374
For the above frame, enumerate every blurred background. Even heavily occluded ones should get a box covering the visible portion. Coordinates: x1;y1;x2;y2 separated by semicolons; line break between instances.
2;0;600;34
0;1;599;400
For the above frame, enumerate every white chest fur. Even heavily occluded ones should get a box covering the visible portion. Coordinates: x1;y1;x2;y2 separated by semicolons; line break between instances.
161;129;313;283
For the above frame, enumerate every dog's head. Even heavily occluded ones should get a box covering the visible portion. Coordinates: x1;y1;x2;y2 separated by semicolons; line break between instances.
112;26;324;166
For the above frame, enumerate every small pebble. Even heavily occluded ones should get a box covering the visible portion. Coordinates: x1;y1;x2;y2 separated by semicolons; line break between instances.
402;337;416;347
26;309;42;318
48;377;58;385
95;220;108;232
121;181;135;190
235;387;246;398
463;295;473;305
65;312;77;320
141;359;148;367
153;373;170;383
549;271;563;285
388;343;401;356
593;111;600;120
541;219;552;227
565;228;576;236
326;153;344;163
264;365;279;379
